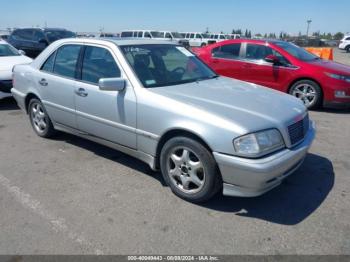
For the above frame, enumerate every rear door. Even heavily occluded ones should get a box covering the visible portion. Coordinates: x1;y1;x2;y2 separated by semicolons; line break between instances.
208;43;244;80
36;44;82;128
241;43;293;90
74;44;137;148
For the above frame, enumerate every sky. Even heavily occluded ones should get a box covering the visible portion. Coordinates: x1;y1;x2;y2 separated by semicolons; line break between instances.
1;0;349;35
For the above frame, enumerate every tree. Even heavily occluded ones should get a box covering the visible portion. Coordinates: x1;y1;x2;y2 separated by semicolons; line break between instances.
334;32;344;40
245;29;248;37
231;29;236;34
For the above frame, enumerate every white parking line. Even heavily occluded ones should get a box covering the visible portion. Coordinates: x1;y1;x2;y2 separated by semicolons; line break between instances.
0;174;104;255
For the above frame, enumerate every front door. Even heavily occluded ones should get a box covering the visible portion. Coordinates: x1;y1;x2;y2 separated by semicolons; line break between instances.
241;43;292;91
74;45;137;149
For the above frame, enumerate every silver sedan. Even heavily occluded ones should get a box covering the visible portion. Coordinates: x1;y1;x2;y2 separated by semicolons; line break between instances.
11;38;315;202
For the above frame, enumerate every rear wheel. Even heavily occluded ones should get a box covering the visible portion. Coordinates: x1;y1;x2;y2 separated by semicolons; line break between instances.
28;98;56;138
160;137;221;203
346;46;350;53
289;80;322;109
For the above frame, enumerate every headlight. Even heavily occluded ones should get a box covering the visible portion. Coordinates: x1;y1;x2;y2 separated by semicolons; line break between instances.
233;129;285;157
325;72;350;83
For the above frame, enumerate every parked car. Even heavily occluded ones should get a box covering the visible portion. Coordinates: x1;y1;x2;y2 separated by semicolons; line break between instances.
0;40;32;99
157;31;190;48
339;35;350;52
121;30;164;40
12;38;315;202
181;32;212;47
208;33;227;43
121;30;189;47
194;39;350;109
8;28;76;58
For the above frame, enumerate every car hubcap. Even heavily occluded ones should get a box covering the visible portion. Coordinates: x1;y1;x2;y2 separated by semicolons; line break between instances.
31;103;47;133
292;84;317;107
167;147;205;194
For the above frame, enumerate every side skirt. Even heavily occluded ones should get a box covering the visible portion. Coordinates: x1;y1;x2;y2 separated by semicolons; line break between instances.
53;123;158;171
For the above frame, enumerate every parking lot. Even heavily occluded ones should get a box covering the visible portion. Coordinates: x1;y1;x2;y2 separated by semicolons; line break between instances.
0;49;349;255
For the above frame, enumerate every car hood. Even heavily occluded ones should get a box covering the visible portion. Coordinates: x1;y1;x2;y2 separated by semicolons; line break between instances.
0;55;33;71
149;77;307;134
308;59;350;75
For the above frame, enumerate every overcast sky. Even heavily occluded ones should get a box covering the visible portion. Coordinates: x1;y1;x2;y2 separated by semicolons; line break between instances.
1;0;349;34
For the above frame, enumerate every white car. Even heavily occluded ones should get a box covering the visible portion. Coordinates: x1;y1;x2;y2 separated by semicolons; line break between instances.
0;40;32;99
339;35;350;52
121;30;164;40
182;32;212;47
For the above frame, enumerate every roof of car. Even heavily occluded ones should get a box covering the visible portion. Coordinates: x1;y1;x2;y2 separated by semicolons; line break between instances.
13;27;70;31
58;37;177;46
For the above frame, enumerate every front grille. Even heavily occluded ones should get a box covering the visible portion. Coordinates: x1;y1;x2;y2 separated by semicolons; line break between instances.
0;80;12;93
288;114;309;145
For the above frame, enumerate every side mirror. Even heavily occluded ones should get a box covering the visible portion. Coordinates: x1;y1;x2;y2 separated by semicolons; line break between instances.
264;54;279;64
18;50;26;55
99;78;126;92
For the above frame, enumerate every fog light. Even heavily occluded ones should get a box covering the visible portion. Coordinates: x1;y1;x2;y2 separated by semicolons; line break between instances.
335;91;346;98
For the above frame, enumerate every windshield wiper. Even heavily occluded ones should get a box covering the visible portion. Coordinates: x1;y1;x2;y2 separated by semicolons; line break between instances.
195;75;219;82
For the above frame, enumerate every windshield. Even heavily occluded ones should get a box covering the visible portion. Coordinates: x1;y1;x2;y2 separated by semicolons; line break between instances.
121;44;218;88
274;41;319;61
0;44;20;56
44;30;76;42
171;32;183;38
150;31;164;38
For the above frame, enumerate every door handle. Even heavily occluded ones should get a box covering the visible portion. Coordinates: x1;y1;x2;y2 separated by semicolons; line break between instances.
75;88;88;97
38;78;48;86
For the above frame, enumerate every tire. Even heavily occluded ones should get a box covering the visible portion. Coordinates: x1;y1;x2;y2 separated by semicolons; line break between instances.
346;46;350;53
200;43;207;47
28;98;56;138
289;80;323;110
160;136;221;203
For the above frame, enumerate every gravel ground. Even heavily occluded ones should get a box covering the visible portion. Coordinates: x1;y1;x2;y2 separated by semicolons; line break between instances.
0;51;349;255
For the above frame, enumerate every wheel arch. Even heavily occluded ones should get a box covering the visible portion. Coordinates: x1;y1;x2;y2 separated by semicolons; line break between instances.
155;128;213;169
288;77;323;96
24;93;41;114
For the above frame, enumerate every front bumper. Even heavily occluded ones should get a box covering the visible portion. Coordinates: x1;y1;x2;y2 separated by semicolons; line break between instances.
214;122;316;197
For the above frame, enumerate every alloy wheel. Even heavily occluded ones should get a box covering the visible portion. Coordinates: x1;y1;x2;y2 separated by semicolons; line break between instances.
31;102;47;134
166;147;205;194
291;83;317;107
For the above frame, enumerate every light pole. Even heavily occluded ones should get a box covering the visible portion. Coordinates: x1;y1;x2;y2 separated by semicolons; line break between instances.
306;19;312;37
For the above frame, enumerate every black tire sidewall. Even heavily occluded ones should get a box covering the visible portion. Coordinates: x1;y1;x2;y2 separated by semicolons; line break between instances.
289;80;322;109
28;98;55;138
160;136;221;203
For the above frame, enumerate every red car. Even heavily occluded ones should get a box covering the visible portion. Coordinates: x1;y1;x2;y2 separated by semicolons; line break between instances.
194;39;350;109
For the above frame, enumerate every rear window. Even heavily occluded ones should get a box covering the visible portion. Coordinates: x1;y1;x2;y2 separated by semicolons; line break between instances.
44;30;76;43
212;43;241;59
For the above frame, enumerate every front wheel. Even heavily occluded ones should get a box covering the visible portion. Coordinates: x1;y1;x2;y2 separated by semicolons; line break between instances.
28;98;56;138
160;137;221;203
346;46;350;53
289;80;323;109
